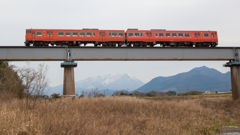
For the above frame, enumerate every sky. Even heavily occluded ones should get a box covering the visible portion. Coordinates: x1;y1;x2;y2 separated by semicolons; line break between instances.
0;0;240;87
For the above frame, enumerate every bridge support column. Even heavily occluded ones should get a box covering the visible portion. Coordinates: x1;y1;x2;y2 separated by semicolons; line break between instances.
61;61;77;98
224;61;240;100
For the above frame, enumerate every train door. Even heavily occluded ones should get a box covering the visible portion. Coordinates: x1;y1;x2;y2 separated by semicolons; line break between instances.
100;32;106;44
195;32;200;42
211;32;214;42
32;31;35;41
146;32;151;42
102;32;106;41
47;31;53;41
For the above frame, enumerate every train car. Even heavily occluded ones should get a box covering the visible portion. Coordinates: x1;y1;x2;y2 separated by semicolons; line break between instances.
25;29;125;47
126;29;218;47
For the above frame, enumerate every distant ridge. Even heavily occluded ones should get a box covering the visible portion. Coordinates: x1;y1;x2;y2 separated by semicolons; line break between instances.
49;73;144;95
134;66;231;93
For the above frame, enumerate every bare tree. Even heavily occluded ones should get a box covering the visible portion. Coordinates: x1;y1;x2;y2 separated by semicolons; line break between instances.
18;63;49;108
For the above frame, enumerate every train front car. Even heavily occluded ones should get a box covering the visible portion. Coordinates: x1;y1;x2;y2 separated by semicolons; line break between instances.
126;29;218;47
25;29;125;47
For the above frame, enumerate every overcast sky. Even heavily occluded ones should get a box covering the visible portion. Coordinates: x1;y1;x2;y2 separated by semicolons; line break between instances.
1;0;240;86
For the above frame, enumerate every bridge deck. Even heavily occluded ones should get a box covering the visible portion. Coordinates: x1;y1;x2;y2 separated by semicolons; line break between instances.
0;46;239;61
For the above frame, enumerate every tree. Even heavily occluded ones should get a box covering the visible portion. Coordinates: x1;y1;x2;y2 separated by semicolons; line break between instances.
166;91;176;96
0;61;24;98
18;63;49;108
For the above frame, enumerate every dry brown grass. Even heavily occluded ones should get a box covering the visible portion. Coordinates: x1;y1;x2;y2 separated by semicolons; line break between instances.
0;96;240;135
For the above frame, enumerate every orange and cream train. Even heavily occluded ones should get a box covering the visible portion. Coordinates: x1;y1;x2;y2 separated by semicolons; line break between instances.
25;28;218;47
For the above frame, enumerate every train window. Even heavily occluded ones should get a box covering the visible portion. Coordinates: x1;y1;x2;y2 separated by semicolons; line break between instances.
26;30;27;33
140;33;143;37
166;33;170;37
185;33;190;37
93;32;96;37
159;33;164;37
36;32;42;36
128;33;133;37
100;32;102;36
172;33;177;37
72;32;78;36
112;33;117;37
109;32;111;37
32;31;34;35
30;30;31;33
103;32;105;36
204;33;209;37
146;33;148;37
58;32;64;36
215;32;217;35
87;32;92;37
155;33;158;37
150;33;152;37
119;33;124;37
195;33;197;37
80;32;85;37
135;33;140;37
65;32;71;36
47;32;49;36
178;33;183;37
212;33;214;37
50;32;52;36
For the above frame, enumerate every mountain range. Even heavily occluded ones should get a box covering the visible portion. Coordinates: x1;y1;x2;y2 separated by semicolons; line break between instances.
48;66;231;95
49;73;144;95
134;66;231;93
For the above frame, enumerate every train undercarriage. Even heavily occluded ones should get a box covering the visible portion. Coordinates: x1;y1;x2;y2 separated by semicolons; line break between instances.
25;41;218;48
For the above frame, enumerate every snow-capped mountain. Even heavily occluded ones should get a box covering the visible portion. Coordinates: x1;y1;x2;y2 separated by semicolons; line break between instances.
75;73;144;91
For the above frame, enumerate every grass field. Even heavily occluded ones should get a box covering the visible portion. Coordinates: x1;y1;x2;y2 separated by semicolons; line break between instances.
0;94;239;135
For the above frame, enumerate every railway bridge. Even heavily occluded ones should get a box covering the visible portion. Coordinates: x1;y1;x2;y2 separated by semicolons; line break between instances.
0;46;240;99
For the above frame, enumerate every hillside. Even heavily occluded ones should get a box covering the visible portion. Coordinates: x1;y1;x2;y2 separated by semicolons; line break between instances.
134;66;231;93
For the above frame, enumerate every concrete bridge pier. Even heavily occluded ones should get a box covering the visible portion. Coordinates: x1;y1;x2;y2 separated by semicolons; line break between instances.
61;61;77;98
225;61;240;100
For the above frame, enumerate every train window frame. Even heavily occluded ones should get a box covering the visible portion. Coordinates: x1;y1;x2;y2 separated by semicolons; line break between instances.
204;33;209;37
140;33;143;37
65;32;71;37
80;32;85;37
87;32;92;37
112;32;117;37
166;33;170;37
36;32;42;36
185;33;190;37
155;33;158;37
159;33;164;37
58;32;64;36
119;33;124;37
109;32;111;37
72;32;78;37
178;33;183;37
135;33;140;37
172;33;177;37
128;33;133;37
93;32;96;37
